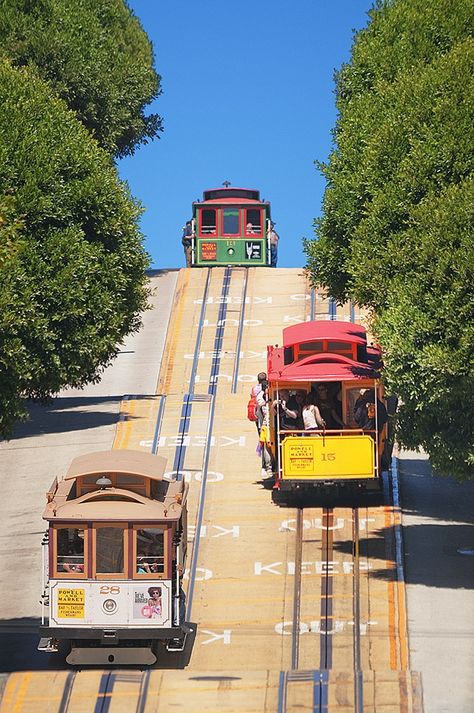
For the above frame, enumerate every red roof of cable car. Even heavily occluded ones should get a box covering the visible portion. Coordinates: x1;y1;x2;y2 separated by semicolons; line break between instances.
282;320;367;347
268;320;381;383
194;187;269;206
267;349;378;383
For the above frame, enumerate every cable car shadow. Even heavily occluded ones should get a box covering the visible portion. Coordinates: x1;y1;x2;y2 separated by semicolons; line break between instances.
0;618;197;672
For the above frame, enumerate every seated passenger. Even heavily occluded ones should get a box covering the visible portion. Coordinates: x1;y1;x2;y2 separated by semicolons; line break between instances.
313;383;345;429
63;562;84;573
302;392;325;431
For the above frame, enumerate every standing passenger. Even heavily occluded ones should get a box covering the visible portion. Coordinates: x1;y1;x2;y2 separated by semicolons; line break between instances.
302;392;325;431
268;222;279;267
252;371;267;434
182;220;193;267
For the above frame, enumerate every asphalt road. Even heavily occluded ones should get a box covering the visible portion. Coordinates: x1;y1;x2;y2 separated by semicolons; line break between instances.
0;267;473;713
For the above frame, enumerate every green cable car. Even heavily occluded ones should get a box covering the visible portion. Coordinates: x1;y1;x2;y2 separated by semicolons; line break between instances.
186;186;273;267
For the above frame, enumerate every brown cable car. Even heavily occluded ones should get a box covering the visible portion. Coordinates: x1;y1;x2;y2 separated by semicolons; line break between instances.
38;450;189;665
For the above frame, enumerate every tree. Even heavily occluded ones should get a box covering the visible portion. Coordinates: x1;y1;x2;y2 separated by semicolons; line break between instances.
0;60;150;435
0;0;162;157
305;0;474;479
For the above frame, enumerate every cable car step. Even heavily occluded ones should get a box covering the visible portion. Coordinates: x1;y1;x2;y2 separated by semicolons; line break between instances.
37;637;59;653
166;634;187;652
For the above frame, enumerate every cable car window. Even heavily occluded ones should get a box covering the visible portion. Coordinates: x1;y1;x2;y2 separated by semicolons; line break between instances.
95;526;125;574
56;526;86;575
115;473;147;495
245;209;262;234
296;341;323;360
299;342;324;352
135;527;166;578
81;474;103;484
327;341;353;353
201;209;216;235
116;474;142;485
284;346;294;365
223;209;239;235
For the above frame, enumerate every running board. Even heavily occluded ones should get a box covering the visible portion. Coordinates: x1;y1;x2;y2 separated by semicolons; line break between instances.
66;645;156;666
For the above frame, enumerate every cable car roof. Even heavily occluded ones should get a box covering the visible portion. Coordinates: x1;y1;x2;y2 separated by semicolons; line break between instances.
282;321;368;347
64;450;168;482
267;350;379;382
44;490;185;522
194;187;269;206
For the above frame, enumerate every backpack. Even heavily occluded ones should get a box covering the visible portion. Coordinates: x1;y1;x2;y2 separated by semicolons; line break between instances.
247;394;258;422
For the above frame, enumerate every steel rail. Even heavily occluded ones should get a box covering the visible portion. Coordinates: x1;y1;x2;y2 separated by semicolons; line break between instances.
319;508;334;671
91;670;149;713
151;394;166;455
291;508;304;670
188;268;212;397
231;267;249;393
310;287;316;321
57;670;76;713
352;507;363;713
171;268;212;477
186;267;234;618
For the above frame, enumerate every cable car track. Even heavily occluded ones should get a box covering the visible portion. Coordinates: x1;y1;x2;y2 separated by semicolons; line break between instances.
281;507;364;713
149;267;250;621
279;293;368;711
1;268;421;713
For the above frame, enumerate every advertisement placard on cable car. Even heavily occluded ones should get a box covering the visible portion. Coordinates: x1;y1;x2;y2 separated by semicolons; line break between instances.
49;580;172;627
57;588;85;618
282;435;375;479
201;242;217;261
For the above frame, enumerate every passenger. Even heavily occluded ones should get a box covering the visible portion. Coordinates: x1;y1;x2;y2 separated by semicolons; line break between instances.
182;220;194;267
63;562;84;573
313;383;344;429
61;531;84;572
302;392;325;431
272;389;298;431
354;390;388;433
287;391;304;430
137;553;151;574
294;391;306;430
252;371;268;434
246;222;256;234
251;371;267;398
268;221;279;267
257;387;274;478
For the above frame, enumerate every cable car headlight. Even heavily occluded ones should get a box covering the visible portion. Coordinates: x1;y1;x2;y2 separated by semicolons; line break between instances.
103;598;118;614
227;247;234;255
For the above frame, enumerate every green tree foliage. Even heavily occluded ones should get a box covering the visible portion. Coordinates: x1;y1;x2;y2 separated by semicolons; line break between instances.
0;0;162;157
305;0;474;478
0;61;150;435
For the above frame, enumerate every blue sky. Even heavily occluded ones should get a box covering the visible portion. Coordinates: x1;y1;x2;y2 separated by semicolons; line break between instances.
120;1;373;270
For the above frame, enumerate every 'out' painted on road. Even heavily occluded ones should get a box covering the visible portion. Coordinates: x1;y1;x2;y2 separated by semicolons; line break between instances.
275;620;378;635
